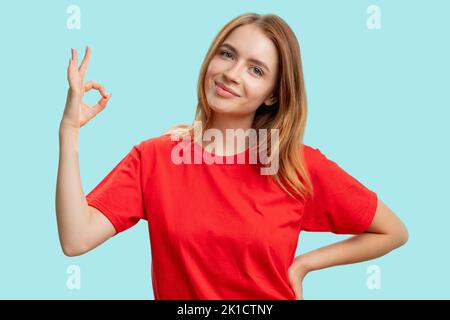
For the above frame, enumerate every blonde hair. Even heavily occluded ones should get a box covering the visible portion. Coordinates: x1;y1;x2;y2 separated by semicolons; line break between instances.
164;12;313;201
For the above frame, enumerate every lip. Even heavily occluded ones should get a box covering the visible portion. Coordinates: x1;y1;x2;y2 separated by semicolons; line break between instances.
214;81;240;97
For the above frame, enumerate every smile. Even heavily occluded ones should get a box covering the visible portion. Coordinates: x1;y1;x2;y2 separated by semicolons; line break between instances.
214;81;240;98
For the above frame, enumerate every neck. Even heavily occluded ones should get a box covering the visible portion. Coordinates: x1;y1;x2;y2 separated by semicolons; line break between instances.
203;112;255;156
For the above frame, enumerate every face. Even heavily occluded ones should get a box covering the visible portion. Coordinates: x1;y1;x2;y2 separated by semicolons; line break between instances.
204;24;279;118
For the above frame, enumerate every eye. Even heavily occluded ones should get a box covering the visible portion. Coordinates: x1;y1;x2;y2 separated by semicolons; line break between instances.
251;66;263;77
220;50;234;59
219;49;264;77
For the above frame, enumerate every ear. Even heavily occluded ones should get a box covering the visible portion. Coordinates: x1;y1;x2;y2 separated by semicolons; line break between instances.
264;94;278;106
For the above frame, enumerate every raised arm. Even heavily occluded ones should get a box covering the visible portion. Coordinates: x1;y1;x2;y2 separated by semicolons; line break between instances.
55;47;115;256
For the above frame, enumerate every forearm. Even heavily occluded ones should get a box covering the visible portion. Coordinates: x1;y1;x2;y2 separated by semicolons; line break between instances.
298;232;406;273
55;124;90;252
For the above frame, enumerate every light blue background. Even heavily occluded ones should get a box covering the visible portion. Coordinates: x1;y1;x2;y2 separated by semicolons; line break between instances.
0;0;448;299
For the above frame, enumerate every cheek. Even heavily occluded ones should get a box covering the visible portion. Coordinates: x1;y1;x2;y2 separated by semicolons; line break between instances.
207;58;225;75
246;82;268;101
205;61;221;88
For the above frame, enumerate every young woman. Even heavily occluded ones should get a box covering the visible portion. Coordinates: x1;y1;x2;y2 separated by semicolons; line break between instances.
56;13;409;300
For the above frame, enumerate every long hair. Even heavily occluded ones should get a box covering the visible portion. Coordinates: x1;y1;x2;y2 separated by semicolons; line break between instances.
164;12;313;201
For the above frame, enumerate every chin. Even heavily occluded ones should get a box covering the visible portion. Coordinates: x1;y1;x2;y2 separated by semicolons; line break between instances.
205;84;246;116
206;93;233;112
208;101;235;114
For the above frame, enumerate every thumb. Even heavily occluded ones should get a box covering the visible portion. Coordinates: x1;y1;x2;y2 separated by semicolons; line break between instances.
293;282;304;300
288;272;304;300
92;92;112;115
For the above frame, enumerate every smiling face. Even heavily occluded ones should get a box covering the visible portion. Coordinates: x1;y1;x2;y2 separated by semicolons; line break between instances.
204;23;279;118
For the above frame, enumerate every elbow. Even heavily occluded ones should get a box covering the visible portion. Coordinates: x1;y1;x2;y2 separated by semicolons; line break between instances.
62;245;80;257
61;242;87;257
399;230;409;246
394;226;409;248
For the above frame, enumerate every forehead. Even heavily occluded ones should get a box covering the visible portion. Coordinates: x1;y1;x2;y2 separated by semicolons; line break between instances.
222;24;278;69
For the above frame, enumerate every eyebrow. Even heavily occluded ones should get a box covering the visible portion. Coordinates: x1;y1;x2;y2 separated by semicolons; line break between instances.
219;43;271;73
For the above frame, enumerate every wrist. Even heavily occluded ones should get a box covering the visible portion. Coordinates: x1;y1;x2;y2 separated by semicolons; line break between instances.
68;87;83;99
292;254;314;274
59;121;79;135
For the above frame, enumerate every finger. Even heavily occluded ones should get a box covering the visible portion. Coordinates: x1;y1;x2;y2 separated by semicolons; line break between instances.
71;48;78;66
91;93;112;115
68;57;77;71
288;272;303;300
79;46;92;80
293;286;300;300
296;291;303;300
67;59;78;85
83;80;107;97
294;284;303;300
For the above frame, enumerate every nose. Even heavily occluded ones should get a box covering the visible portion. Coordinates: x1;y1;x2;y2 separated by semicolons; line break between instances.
223;62;242;84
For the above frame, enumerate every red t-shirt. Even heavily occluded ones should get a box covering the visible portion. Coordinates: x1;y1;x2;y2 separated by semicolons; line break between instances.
86;133;378;300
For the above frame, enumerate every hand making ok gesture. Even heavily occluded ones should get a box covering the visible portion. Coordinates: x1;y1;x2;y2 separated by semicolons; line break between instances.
61;46;112;129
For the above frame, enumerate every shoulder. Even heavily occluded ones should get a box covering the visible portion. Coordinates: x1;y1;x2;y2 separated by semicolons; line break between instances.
301;144;331;174
301;144;322;161
300;144;347;186
136;133;179;151
301;143;369;196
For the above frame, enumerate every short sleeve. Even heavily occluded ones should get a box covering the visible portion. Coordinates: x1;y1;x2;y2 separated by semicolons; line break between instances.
86;143;147;236
301;146;378;235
